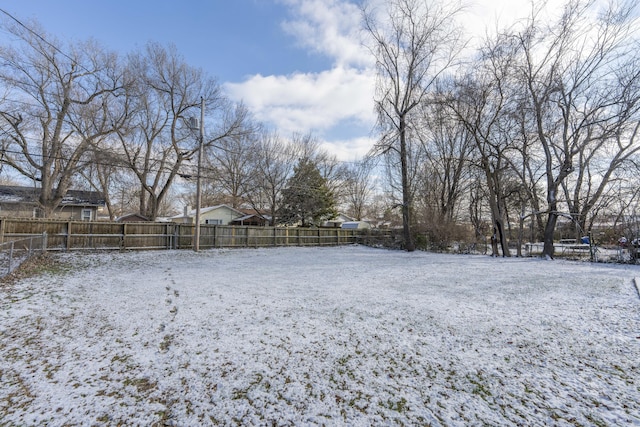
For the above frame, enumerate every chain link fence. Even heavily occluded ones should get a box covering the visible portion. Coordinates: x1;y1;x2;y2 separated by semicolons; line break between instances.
0;233;48;277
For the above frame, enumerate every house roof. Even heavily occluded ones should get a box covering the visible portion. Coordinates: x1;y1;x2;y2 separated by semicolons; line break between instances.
232;213;272;222
234;214;258;222
336;213;355;222
341;221;371;229
171;204;245;219
236;208;271;220
116;213;150;222
238;207;268;216
0;185;105;206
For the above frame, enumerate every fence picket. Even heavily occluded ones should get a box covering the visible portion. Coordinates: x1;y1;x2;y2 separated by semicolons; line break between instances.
0;219;359;252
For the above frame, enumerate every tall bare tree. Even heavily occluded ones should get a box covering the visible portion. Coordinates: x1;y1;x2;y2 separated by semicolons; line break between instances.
0;18;124;217
363;0;465;251
415;94;474;245
344;158;376;220
203;122;259;209
560;60;640;240
243;130;300;225
444;32;524;257
515;0;639;258
116;42;246;220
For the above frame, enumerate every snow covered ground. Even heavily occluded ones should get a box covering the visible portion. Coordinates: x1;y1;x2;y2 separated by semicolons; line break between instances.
1;245;639;426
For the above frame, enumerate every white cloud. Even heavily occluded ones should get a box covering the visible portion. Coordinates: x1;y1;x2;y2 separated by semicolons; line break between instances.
319;135;377;161
226;0;596;162
225;0;376;161
225;66;374;136
462;0;585;46
279;0;372;68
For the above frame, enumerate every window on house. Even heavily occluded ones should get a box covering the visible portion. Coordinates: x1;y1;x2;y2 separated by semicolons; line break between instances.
81;209;92;221
205;219;222;225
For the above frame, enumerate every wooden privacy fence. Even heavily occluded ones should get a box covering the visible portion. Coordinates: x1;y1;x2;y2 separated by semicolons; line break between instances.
0;218;359;251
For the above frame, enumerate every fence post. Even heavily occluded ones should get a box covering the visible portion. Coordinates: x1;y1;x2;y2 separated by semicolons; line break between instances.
42;232;48;252
121;223;126;251
66;221;72;251
8;241;14;274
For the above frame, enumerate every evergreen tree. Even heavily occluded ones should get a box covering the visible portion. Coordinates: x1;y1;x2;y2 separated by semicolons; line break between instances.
278;158;337;227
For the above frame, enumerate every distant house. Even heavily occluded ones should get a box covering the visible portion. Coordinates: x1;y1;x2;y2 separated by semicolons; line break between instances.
230;209;271;226
341;221;372;230
322;213;355;228
172;205;272;226
0;185;105;220
171;204;245;225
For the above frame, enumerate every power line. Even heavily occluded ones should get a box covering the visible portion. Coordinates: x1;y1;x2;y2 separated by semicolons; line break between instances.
0;7;95;77
0;8;370;187
0;144;365;197
0;144;341;190
0;8;370;170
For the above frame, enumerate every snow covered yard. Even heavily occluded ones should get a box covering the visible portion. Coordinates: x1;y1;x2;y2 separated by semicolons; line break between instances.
1;245;639;426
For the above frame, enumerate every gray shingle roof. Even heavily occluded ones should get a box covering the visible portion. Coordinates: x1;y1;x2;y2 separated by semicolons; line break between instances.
0;185;105;206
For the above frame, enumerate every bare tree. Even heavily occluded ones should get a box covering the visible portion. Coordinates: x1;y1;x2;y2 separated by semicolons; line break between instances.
560;63;640;241
78;144;125;219
414;95;474;246
115;42;246;220
343;158;377;220
242;130;300;225
203;122;259;209
314;150;350;208
514;0;639;258
0;18;124;217
443;31;523;257
363;0;466;251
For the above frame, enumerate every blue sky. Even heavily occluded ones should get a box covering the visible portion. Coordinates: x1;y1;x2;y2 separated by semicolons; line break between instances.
1;0;566;161
3;1;333;81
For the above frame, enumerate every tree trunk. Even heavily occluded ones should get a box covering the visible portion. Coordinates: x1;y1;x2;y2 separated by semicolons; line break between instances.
400;117;415;252
542;212;558;259
481;157;510;257
496;218;508;257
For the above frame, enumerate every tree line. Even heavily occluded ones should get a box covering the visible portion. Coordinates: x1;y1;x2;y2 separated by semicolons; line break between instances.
365;0;640;257
0;13;355;228
1;0;639;258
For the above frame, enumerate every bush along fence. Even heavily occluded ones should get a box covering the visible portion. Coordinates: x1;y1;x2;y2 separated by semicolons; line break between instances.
0;218;361;253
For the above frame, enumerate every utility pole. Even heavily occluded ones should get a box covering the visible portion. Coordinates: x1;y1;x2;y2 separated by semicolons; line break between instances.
194;97;204;252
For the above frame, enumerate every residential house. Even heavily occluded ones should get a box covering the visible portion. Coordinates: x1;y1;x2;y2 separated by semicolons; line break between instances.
0;185;105;220
230;208;271;226
322;213;355;228
341;221;372;230
171;204;245;225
